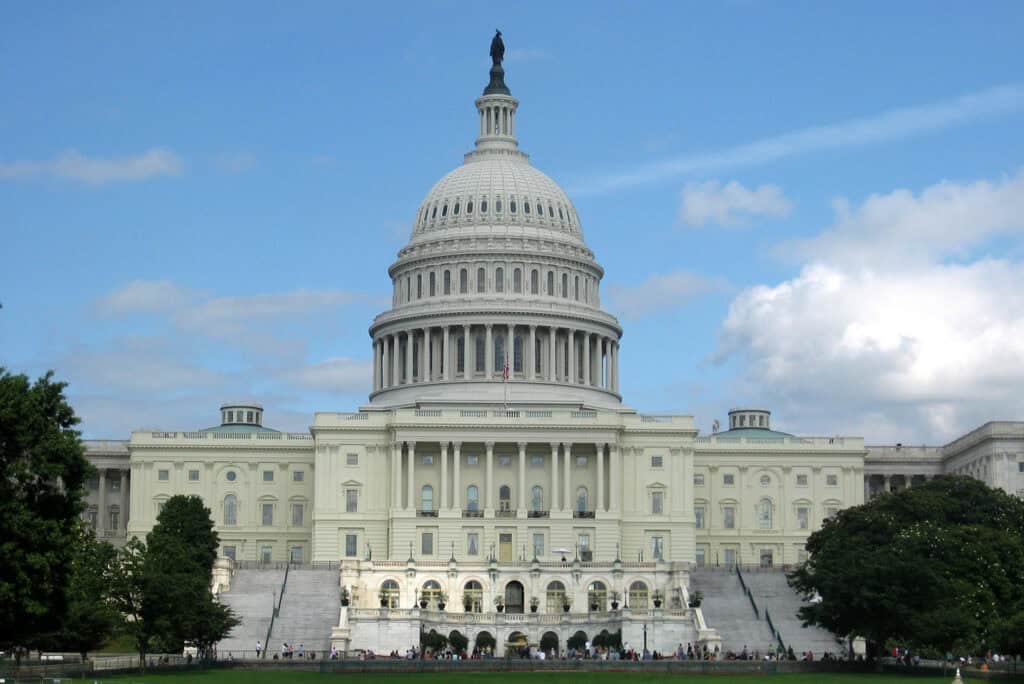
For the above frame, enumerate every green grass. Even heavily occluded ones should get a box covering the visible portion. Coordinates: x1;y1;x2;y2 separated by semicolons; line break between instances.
98;671;967;684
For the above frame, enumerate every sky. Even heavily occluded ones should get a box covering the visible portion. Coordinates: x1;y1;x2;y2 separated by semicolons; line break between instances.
2;1;1024;444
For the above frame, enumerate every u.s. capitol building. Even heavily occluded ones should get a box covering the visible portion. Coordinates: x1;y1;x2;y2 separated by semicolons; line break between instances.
82;37;1024;656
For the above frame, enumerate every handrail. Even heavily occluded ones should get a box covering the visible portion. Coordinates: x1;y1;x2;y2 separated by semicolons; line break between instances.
765;608;786;653
262;563;289;658
735;566;759;619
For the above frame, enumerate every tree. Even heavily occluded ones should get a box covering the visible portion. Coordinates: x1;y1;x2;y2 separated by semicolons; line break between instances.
789;475;1024;657
448;630;468;653
109;538;157;666
58;525;121;659
0;369;92;655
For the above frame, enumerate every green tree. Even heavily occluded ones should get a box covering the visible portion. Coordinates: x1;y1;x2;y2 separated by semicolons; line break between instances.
789;475;1024;657
0;369;92;655
59;525;121;659
448;630;468;653
109;537;157;666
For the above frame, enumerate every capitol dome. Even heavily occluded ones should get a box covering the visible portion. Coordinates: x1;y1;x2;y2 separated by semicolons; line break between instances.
367;53;624;409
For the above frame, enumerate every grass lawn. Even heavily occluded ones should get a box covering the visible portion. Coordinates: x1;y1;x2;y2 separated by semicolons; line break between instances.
99;671;966;684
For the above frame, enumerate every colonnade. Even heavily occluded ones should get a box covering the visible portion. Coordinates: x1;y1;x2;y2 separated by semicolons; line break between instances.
389;441;620;516
372;323;619;394
864;473;934;499
87;467;130;539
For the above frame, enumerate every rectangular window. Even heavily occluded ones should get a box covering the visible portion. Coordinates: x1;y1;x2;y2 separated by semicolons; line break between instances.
724;548;737;566
158;469;169;481
498;455;511;466
1018;461;1024;473
532;533;544;559
695;505;705;529
345;534;358;557
261;503;274;526
157;501;166;513
422;454;433;465
723;506;735;529
293;470;305;482
797;549;809;563
826;506;840;520
422;532;434;555
188;469;199;481
575;455;588;467
291;503;304;526
260;545;273;563
651;491;664;515
346;453;359;466
263;470;274;482
467;532;479;556
222;545;236;561
346;489;358;513
466;455;479;466
651;536;664;560
578;533;591;552
826;474;839;486
796;474;808;486
797;506;809;529
110;476;121;492
290;546;303;563
695;546;706;567
531;454;544;466
694;473;705;486
109;510;120;529
650;455;663;468
723;473;735;486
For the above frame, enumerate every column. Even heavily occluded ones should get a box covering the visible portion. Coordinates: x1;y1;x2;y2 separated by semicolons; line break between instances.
507;323;513;374
550;443;559;512
383;336;391;388
373;339;380;390
407;442;416;511
596;443;604;513
528;325;536;380
583;332;591;386
441;441;449;510
485;324;493;379
405;331;414;384
392;333;401;386
548;327;557;382
863;474;870;502
612;341;619;392
567;329;576;384
463;324;471;378
485;442;495;512
98;470;107;535
609;444;620;513
422;327;430;382
392;443;401;509
518;442;527;512
452;443;462;509
883;475;891;494
443;326;451;380
120;467;129;532
563;443;572;513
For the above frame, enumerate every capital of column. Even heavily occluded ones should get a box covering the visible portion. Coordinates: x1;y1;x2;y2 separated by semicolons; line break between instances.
406;441;417;451
518;442;528;451
550;442;560;451
485;441;495;452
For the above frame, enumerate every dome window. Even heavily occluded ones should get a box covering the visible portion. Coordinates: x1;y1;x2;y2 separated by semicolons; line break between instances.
537;202;543;216
453;202;460;216
496;199;503;213
548;204;554;218
441;203;448;217
510;200;517;214
467;201;474;215
481;199;488;213
523;201;530;214
431;205;438;219
558;207;564;220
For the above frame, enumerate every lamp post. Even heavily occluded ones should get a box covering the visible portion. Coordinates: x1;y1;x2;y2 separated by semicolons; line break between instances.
642;623;648;654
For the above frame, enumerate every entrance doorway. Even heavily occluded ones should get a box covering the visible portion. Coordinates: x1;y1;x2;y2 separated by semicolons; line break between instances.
504;580;525;613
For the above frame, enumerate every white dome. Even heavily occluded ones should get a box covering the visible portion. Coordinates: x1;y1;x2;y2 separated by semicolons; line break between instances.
409;156;584;246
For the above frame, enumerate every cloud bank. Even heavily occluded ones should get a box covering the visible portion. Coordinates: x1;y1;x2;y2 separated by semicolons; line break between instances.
0;148;183;185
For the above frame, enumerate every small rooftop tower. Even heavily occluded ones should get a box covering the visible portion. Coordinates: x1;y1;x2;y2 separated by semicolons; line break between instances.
219;402;264;427
728;408;771;430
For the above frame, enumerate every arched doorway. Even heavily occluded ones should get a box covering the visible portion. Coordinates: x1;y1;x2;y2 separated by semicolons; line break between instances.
567;630;588;652
506;630;528;657
546;580;566;613
540;631;559;656
475;630;496;655
421;580;442;609
504;580;525;613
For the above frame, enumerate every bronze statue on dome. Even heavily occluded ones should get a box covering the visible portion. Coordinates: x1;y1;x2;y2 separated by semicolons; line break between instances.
490;30;505;66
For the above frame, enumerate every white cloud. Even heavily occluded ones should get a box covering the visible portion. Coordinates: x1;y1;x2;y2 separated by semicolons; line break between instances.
0;147;183;185
573;83;1024;194
680;180;791;227
280;357;372;393
715;171;1024;443
608;271;726;319
214;152;257;173
95;279;192;316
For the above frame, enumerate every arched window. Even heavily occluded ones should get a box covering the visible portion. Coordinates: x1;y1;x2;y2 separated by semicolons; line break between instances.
422;580;442;609
499;485;511;512
481;198;488;214
546;580;566;613
513;268;522;293
531;485;544;512
531;269;539;295
463;580;483;612
475;335;485;372
459;269;468;294
494;334;505;372
536;201;543;216
421;485;434;513
495;267;504;293
546;271;554;295
574;275;580;301
535;336;543;374
477;267;486;293
510;199;517;214
523;199;530;214
381;579;400;609
513;335;523;373
587;581;607;611
429;272;436;296
562;273;568;298
453;201;460;216
757;498;773;529
457;336;465;373
466;485;480;512
417;274;422;299
223;494;237;526
628;581;648;610
467;200;474;214
444;270;451;295
576;486;588;513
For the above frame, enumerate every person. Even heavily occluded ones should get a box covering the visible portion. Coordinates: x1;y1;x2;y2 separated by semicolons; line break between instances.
255;640;262;658
298;644;305;658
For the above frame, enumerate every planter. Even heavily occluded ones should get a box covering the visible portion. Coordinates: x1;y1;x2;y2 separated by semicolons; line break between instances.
380;599;388;608
610;601;619;610
688;602;701;608
653;599;662;608
590;604;599;611
530;605;538;613
341;599;350;607
419;600;428;609
437;603;446;611
496;605;504;613
562;604;571;613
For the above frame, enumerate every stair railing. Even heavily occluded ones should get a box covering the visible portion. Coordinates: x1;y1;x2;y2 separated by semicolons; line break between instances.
765;608;786;653
735;565;760;619
261;563;290;658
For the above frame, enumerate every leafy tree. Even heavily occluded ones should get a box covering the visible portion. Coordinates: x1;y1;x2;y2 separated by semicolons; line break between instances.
420;629;447;652
0;369;92;655
109;538;157;666
447;630;468;653
567;630;588;651
58;525;121;659
474;631;496;651
789;475;1024;657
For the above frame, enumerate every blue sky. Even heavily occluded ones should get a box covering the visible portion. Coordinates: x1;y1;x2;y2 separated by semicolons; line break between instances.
2;2;1023;442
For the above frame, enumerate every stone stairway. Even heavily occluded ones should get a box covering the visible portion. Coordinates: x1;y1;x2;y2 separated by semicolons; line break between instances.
269;568;340;656
217;568;286;656
741;570;840;657
689;568;776;655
